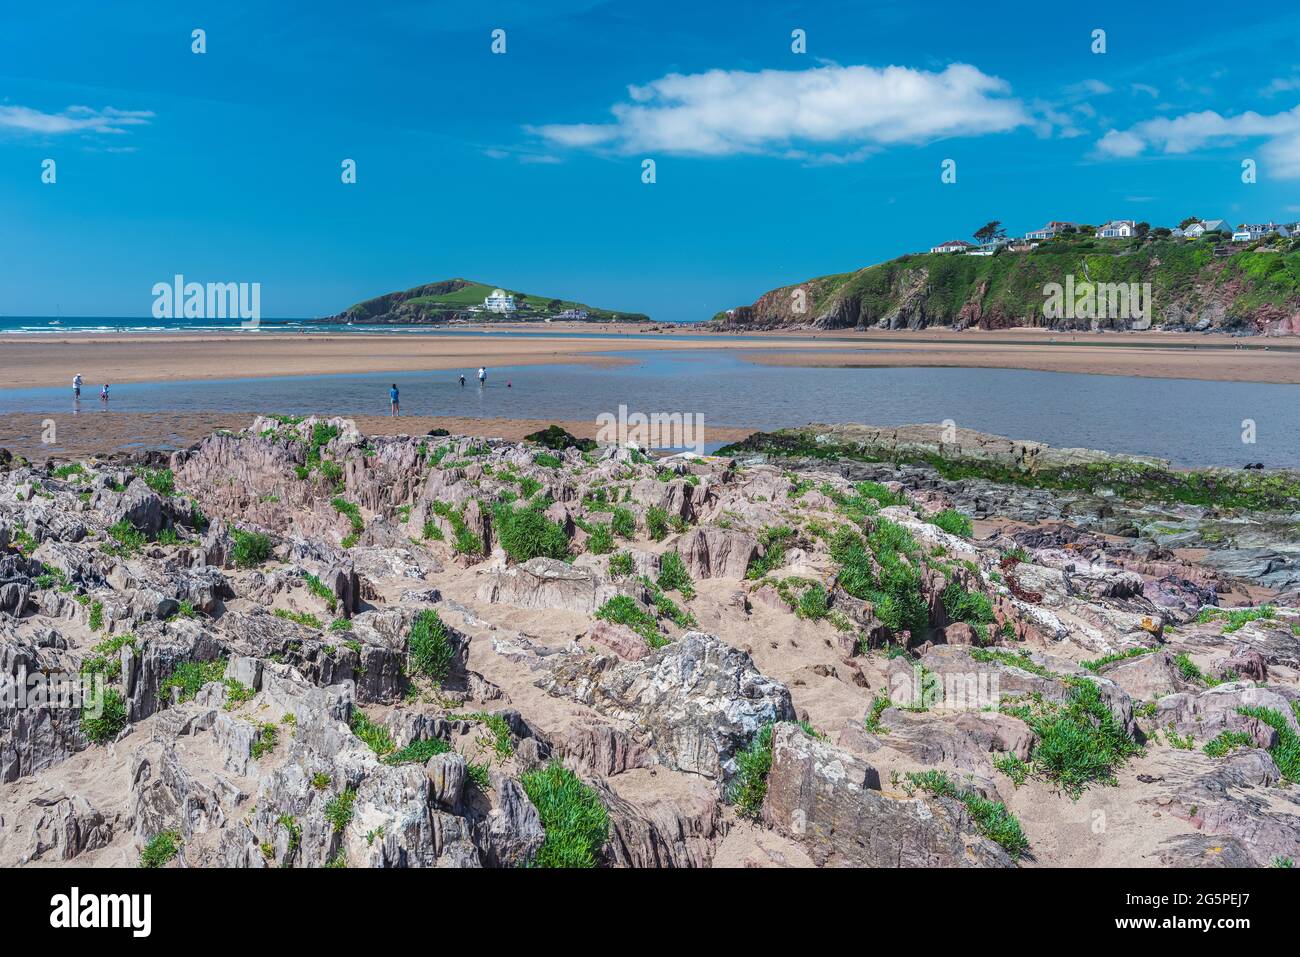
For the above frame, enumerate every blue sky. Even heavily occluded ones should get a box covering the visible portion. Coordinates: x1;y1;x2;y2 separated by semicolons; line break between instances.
3;0;1299;321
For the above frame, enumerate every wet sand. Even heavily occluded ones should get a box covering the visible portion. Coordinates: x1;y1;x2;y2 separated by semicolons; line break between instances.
0;412;756;462
744;341;1300;384
2;327;1299;390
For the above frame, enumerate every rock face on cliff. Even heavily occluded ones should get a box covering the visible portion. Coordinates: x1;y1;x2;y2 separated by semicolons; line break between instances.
1;415;1298;868
715;235;1300;335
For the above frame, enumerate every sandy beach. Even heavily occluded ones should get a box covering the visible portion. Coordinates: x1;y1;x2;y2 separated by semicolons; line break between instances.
2;326;1299;391
0;412;757;462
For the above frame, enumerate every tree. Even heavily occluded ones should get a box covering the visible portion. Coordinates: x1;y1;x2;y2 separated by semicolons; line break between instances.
974;220;1005;245
1178;216;1200;230
1136;221;1151;238
1152;227;1171;238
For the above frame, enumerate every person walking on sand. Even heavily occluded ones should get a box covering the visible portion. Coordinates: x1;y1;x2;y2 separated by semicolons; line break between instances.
478;366;487;387
389;383;400;417
72;373;82;398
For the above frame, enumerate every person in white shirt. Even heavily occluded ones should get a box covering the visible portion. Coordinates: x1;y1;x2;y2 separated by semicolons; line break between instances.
72;374;82;398
477;367;487;386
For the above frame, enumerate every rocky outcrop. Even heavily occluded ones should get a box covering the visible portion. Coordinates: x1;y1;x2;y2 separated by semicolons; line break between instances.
538;633;795;782
477;558;622;614
3;416;1298;871
674;528;759;580
762;724;1014;867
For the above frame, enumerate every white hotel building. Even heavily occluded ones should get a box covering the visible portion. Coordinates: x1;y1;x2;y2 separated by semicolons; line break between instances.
483;289;517;314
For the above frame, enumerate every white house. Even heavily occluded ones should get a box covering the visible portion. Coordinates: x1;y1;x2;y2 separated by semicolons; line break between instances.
1184;218;1231;238
1233;223;1291;242
930;240;974;254
483;289;517;313
965;240;1007;256
1024;221;1076;240
1098;219;1138;238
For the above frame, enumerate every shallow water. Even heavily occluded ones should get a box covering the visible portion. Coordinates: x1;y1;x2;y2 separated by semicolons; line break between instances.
1;351;1294;467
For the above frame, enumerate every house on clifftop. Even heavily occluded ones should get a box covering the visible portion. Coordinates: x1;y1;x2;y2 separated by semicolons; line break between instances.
930;240;974;254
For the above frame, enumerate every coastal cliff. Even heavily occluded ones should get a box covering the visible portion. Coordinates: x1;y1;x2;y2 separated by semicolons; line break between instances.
715;235;1300;335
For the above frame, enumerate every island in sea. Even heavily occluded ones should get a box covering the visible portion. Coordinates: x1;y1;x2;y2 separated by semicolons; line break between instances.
320;278;650;325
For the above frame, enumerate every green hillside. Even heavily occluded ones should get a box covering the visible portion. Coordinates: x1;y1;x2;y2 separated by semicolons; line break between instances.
714;232;1300;334
329;278;649;324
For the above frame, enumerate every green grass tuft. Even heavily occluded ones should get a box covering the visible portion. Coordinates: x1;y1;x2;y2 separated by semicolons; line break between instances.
520;761;609;868
408;609;455;684
139;829;181;868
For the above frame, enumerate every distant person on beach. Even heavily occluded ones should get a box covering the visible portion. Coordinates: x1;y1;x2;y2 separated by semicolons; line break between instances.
99;383;109;402
72;373;82;398
478;367;487;386
459;374;466;388
389;383;400;417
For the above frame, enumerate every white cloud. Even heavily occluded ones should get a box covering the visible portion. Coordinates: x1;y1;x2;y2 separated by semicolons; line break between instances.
530;63;1029;158
1096;128;1146;157
1131;83;1160;98
1065;79;1113;97
1262;77;1300;96
1093;105;1300;177
0;104;154;136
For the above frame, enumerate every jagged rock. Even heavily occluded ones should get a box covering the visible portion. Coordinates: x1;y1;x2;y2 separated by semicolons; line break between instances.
131;744;234;848
107;481;169;537
477;558;621;614
762;724;1014;867
887;645;1136;735
550;722;652;777
1098;650;1192;701
425;753;466;811
1145;750;1300;866
322;564;361;618
844;709;1035;771
1;641;88;783
1155;833;1258;867
12;793;113;862
585;619;649;660
675;527;759;580
538;633;795;781
475;773;544;867
597;780;722;868
1156;683;1300;743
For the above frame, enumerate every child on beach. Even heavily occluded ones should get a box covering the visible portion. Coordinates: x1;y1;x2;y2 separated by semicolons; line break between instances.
99;383;109;401
73;373;82;398
459;374;466;388
389;383;400;416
